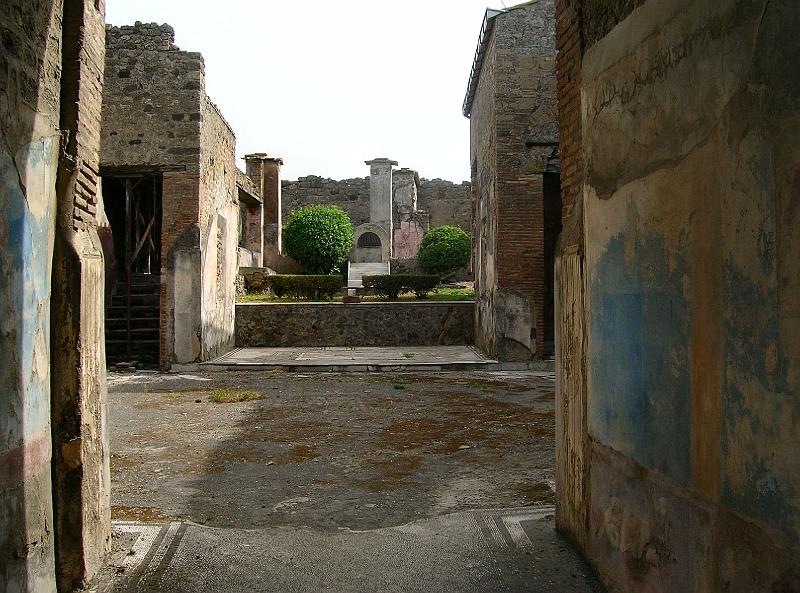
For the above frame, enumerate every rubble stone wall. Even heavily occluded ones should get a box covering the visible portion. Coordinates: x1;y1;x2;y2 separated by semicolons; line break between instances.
236;302;475;347
281;176;471;233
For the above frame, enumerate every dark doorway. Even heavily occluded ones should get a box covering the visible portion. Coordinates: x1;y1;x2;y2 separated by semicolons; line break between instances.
101;175;163;368
543;171;562;357
355;232;383;263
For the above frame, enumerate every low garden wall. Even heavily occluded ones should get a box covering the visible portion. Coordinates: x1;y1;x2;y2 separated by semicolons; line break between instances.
236;302;475;347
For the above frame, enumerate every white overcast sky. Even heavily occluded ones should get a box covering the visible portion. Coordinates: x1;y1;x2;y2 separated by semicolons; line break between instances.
105;0;501;182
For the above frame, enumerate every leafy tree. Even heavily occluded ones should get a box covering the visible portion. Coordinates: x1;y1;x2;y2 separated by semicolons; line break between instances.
417;226;471;276
283;206;354;274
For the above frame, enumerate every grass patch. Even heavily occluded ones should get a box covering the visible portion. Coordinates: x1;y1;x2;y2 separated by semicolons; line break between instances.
237;292;295;303
208;389;264;403
392;380;408;390
237;286;474;303
427;286;474;301
402;352;415;359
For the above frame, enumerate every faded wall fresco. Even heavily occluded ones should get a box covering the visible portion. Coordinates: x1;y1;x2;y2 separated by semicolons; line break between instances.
0;2;62;590
572;0;800;590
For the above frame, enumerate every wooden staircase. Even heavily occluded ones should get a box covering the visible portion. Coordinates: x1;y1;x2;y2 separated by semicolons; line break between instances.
105;273;160;369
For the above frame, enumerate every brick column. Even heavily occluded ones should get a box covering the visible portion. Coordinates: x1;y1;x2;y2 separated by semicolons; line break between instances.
246;153;283;254
51;0;111;589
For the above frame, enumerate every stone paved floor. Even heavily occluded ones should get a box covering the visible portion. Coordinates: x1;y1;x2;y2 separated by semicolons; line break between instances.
98;509;605;593
100;369;603;592
200;345;499;371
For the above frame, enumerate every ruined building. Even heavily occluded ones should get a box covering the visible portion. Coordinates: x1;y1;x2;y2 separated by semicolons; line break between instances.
3;1;799;592
280;158;447;278
99;23;242;367
554;0;800;591
350;158;430;266
281;172;471;252
465;0;561;362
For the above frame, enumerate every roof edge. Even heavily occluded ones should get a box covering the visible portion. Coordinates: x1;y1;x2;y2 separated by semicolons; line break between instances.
462;7;504;118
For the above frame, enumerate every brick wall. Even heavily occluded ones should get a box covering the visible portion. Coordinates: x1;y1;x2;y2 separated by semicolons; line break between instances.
52;0;111;588
469;1;558;361
553;0;589;557
555;0;583;225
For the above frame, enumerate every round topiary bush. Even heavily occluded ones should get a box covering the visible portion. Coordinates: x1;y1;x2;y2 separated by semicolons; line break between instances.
417;226;471;276
283;205;354;274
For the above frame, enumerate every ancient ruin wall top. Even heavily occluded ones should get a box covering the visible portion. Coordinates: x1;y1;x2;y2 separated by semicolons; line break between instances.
105;22;189;54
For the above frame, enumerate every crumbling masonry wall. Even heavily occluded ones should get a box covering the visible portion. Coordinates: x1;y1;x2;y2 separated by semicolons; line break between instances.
198;99;237;360
102;22;237;365
470;18;499;363
469;1;559;361
281;176;471;233
555;0;800;591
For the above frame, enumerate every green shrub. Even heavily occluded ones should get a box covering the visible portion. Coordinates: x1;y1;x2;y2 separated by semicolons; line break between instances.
404;274;439;298
268;275;341;301
283;206;354;274
362;275;406;300
362;274;439;300
417;226;471;276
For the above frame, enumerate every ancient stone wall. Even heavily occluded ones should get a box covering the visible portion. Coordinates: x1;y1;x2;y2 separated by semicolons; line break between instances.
102;22;205;366
236;302;474;347
101;23;203;170
102;22;238;366
470;22;499;361
281;176;470;233
469;1;558;362
556;0;800;590
282;176;370;226
199;99;237;360
417;179;471;233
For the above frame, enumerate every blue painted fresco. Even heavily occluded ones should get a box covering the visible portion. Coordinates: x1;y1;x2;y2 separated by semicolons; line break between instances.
721;260;798;543
589;231;692;485
0;131;56;451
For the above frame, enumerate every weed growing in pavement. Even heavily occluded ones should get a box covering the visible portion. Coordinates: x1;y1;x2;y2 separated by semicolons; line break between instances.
208;389;264;403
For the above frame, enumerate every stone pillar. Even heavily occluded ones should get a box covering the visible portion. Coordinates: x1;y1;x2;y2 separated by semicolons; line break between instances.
365;158;396;224
365;158;397;258
245;153;283;254
392;168;428;260
393;168;418;215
